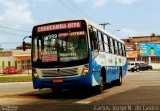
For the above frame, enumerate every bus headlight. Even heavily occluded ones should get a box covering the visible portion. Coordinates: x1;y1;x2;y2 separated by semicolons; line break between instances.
32;68;39;78
82;65;89;75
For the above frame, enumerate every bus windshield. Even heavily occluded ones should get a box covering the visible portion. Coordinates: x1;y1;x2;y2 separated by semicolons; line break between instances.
33;30;88;63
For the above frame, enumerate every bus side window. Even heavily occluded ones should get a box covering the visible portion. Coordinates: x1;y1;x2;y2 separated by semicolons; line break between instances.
108;36;111;53
122;44;126;56
98;31;105;51
118;42;122;56
103;34;109;52
112;39;116;54
114;40;119;55
89;26;98;51
109;37;114;54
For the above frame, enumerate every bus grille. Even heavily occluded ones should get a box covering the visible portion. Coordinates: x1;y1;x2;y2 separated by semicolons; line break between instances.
41;68;78;77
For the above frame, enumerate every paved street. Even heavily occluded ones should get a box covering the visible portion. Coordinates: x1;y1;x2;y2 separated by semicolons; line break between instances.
0;71;160;111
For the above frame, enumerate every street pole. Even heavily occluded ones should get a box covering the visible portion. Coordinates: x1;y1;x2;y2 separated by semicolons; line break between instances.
112;30;120;34
99;22;111;30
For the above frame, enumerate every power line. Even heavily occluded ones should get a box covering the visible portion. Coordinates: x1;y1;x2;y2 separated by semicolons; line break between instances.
65;0;87;17
0;42;21;44
58;0;100;25
58;0;82;17
0;30;28;36
65;0;98;22
0;25;31;33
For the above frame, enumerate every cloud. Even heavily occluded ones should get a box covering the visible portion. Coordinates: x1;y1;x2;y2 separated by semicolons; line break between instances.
0;35;7;42
31;0;52;3
116;0;139;5
93;0;110;8
120;28;140;38
72;0;109;7
0;0;34;28
72;0;86;3
119;28;153;39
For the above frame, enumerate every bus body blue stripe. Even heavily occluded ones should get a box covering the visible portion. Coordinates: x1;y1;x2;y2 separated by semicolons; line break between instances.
32;74;92;89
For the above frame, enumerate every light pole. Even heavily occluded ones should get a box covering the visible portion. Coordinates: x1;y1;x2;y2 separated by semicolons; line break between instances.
99;22;111;30
134;42;138;61
112;30;120;34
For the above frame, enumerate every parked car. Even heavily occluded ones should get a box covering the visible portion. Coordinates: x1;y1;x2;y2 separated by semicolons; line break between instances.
3;67;17;74
128;63;152;72
128;65;140;72
138;63;153;71
127;61;145;71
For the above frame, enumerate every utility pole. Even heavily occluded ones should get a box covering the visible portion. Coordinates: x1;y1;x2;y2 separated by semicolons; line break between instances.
99;22;111;30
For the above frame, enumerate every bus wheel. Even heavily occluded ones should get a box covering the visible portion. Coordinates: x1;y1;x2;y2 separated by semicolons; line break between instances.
94;76;103;94
118;74;122;86
116;69;122;86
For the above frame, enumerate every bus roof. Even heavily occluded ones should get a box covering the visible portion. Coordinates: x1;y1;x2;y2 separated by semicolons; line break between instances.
33;18;124;44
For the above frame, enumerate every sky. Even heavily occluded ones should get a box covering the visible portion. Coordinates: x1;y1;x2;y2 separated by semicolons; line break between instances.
0;0;160;49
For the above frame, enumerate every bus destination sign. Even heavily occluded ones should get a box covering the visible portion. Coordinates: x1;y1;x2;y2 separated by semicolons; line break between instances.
37;21;82;33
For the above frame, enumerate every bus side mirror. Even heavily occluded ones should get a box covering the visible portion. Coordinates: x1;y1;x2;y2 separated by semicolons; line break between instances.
22;41;26;51
22;36;31;51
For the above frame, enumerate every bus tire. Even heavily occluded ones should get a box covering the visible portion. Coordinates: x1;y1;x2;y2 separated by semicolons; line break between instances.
116;68;122;86
94;76;103;94
101;67;106;82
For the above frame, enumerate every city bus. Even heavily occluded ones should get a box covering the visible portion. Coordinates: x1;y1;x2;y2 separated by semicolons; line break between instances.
23;19;127;93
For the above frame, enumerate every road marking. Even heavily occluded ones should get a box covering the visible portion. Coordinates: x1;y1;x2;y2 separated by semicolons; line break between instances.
75;72;160;105
74;91;111;104
75;101;91;104
74;86;137;105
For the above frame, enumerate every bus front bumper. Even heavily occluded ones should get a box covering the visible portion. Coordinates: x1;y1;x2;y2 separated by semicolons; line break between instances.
32;74;92;89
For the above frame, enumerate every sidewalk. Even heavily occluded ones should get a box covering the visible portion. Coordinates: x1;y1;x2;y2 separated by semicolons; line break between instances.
0;81;32;85
0;73;31;77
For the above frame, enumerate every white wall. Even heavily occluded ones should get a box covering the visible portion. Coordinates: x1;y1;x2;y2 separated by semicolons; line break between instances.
150;63;160;69
0;57;16;73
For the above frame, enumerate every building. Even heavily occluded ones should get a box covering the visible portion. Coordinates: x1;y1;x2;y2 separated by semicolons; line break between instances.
0;49;31;74
122;34;160;69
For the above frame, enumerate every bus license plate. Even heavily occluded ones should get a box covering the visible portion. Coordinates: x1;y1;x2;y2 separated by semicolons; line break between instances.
53;79;63;83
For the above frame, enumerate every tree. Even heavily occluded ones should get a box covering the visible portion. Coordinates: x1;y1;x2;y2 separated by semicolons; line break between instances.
0;45;4;51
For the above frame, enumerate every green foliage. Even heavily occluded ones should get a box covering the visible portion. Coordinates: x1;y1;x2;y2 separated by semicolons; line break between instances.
0;48;4;51
0;75;32;83
0;45;4;51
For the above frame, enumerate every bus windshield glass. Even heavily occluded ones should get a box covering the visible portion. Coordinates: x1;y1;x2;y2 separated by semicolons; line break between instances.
32;20;89;67
33;31;88;62
33;31;88;63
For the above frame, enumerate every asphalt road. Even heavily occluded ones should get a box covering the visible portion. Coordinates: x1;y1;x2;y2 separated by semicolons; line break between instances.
0;71;160;111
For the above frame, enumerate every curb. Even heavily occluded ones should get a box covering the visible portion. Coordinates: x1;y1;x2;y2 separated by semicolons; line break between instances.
0;82;32;85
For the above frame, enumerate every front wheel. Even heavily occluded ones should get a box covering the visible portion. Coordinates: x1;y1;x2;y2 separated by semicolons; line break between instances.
94;76;104;94
131;68;134;72
136;68;140;72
